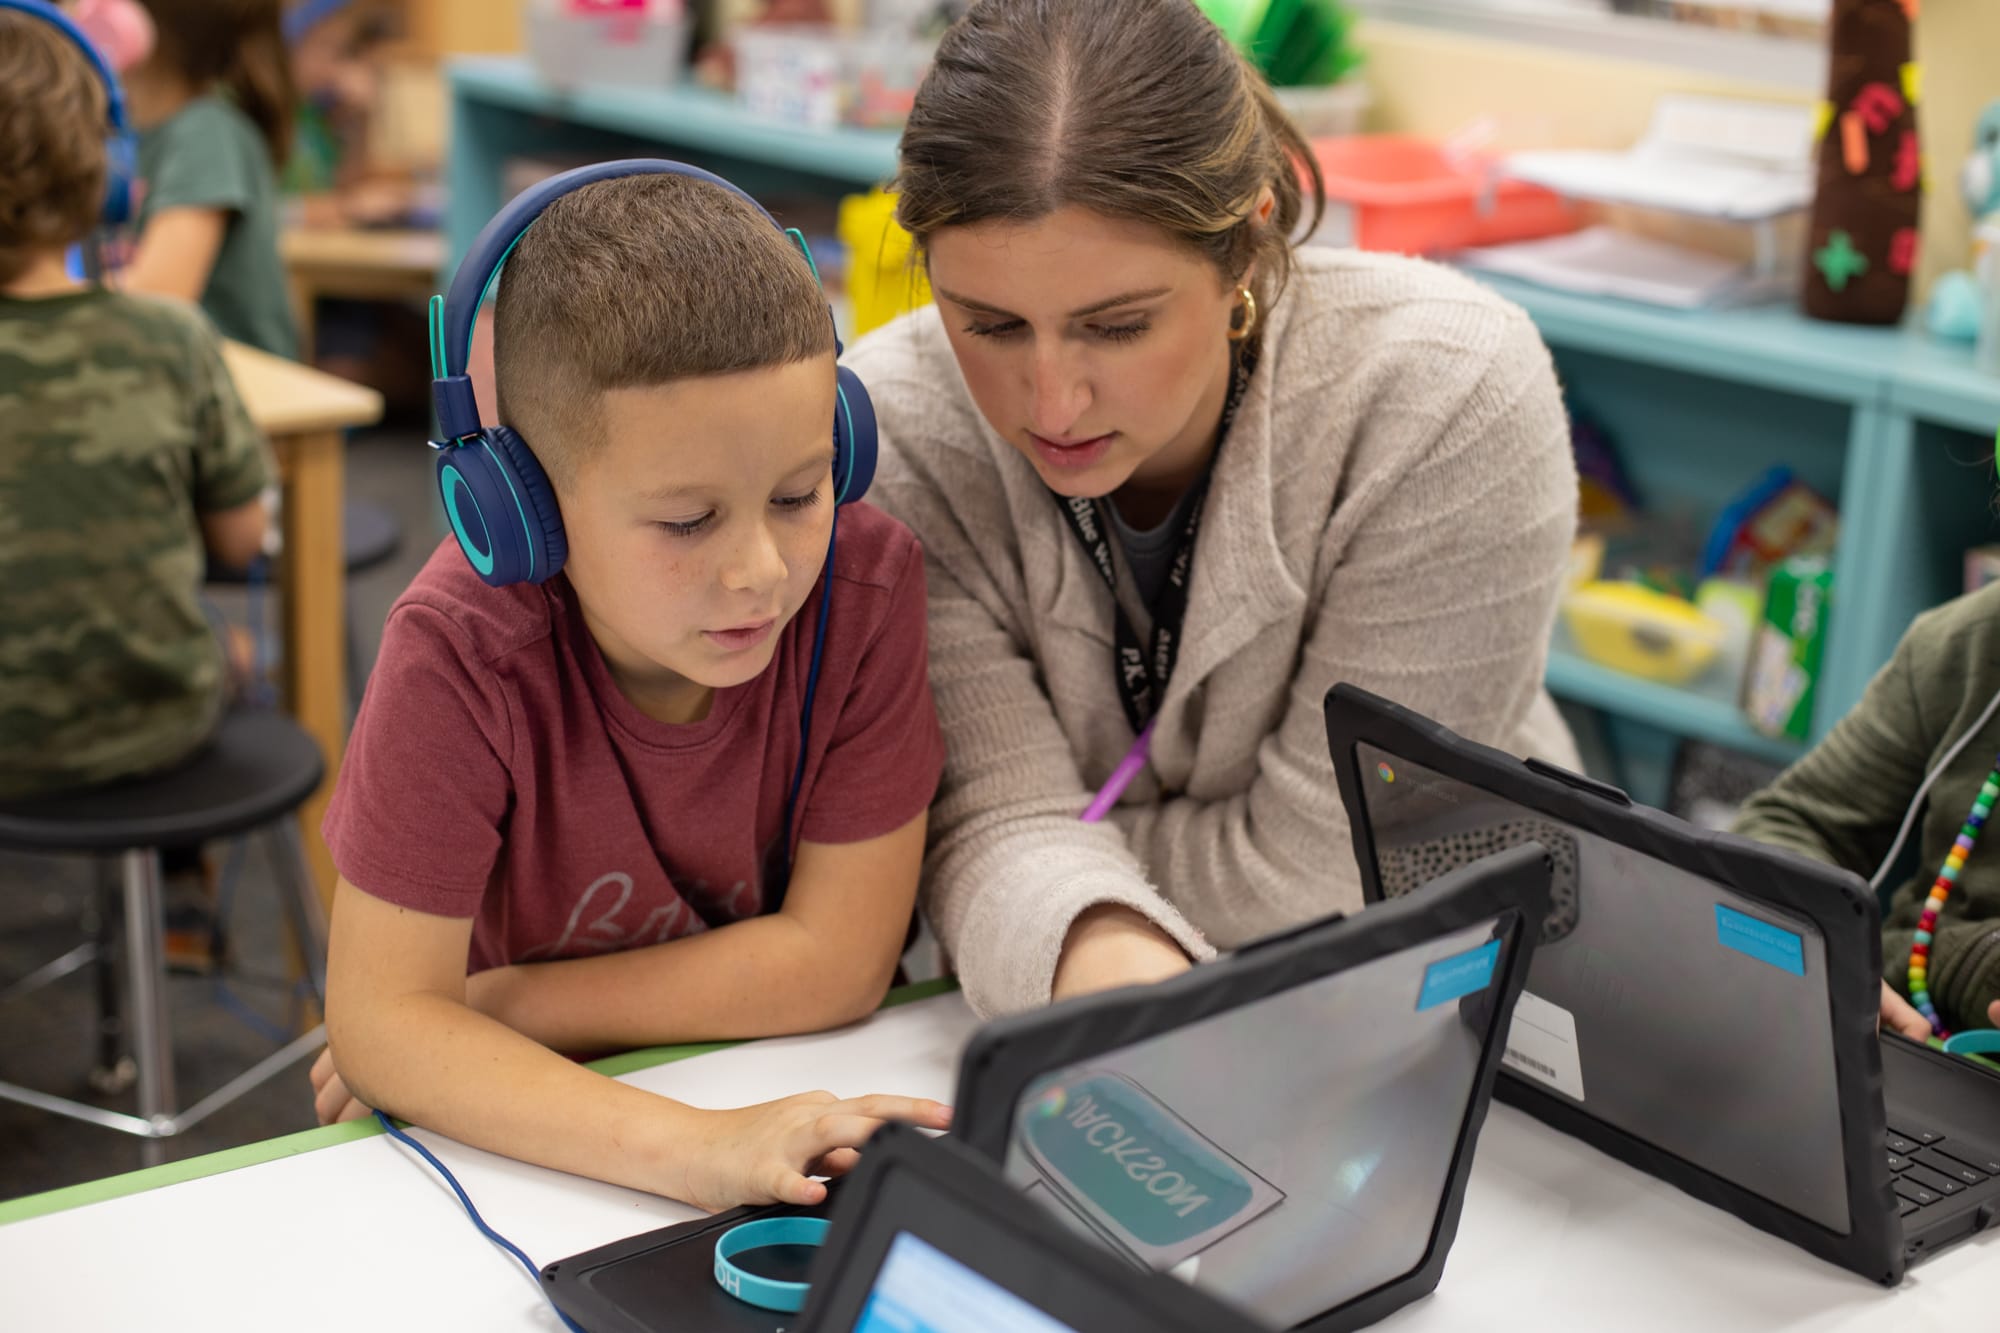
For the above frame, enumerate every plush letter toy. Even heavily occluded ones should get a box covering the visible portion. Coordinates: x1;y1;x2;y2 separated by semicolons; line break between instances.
1804;0;1923;326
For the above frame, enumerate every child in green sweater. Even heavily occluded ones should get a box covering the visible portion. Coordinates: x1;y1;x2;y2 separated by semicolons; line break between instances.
1734;582;2000;1040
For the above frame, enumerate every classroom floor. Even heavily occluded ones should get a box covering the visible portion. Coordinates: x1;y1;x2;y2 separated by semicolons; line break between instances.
0;426;435;1204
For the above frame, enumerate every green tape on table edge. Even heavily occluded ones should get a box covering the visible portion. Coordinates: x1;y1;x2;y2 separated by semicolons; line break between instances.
0;976;961;1228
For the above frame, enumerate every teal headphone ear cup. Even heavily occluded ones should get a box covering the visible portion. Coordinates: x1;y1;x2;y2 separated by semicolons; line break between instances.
433;427;567;586
832;364;878;504
485;426;568;580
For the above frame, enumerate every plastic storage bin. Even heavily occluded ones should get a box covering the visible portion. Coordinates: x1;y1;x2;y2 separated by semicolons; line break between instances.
735;25;846;129
734;26;935;130
1305;135;1578;255
846;31;934;128
527;0;690;92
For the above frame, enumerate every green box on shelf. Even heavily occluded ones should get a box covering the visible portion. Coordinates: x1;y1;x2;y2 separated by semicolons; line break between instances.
1745;557;1834;743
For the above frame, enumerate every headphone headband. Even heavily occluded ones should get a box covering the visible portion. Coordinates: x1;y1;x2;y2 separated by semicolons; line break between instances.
0;0;132;136
433;159;809;442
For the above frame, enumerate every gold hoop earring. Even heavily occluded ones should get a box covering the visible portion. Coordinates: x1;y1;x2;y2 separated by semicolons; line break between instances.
1228;286;1258;342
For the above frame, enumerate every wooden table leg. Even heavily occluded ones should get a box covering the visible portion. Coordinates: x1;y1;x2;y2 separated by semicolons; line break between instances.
287;273;317;364
274;429;346;912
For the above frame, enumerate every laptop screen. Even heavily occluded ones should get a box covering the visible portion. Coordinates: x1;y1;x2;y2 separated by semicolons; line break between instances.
1349;741;1852;1234
998;917;1511;1328
854;1232;1080;1333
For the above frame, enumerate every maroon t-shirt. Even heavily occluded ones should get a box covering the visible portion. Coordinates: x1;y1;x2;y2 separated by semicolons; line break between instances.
324;503;944;974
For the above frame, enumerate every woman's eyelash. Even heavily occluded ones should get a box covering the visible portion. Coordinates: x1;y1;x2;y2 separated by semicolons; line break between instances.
1096;320;1150;343
962;318;1150;342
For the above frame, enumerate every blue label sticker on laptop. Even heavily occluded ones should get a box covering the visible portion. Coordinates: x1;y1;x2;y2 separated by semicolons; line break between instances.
1417;938;1501;1011
1715;904;1805;977
1016;1071;1284;1266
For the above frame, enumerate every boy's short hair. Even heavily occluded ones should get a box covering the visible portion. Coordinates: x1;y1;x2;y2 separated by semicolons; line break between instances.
0;11;109;286
493;173;836;487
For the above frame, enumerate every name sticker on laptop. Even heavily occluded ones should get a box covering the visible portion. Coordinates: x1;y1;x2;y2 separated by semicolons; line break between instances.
1016;1071;1284;1269
1714;904;1805;977
1417;939;1501;1011
1502;990;1586;1102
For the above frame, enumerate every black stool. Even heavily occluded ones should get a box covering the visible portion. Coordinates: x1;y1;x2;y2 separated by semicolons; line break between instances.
0;710;329;1165
208;497;405;709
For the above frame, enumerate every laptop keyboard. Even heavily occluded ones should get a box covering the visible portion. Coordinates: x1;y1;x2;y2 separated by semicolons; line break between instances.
1885;1122;2000;1217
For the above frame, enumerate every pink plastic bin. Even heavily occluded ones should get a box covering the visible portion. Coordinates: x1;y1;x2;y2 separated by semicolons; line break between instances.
1306;135;1579;255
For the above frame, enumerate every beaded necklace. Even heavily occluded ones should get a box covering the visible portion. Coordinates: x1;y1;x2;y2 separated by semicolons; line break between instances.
1908;754;2000;1037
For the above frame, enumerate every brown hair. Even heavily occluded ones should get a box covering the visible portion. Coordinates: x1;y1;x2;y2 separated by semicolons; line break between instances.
493;172;836;486
138;0;295;168
0;11;109;285
895;0;1325;319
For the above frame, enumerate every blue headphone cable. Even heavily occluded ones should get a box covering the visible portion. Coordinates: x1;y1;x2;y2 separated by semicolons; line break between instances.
777;506;839;891
373;1111;585;1333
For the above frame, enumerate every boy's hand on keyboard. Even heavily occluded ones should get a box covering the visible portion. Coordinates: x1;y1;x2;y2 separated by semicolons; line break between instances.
674;1091;952;1213
1881;981;1933;1041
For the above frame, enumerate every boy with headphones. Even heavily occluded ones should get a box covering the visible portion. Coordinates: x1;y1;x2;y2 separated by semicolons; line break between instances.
0;1;271;799
309;164;950;1211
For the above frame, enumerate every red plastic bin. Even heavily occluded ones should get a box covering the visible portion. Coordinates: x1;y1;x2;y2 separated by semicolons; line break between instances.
1305;135;1579;255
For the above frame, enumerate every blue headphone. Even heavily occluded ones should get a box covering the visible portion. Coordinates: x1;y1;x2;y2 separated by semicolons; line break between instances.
428;158;878;588
1;0;137;228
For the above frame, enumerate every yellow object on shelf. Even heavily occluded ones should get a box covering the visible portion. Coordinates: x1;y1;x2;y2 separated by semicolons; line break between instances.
1562;581;1725;686
839;188;930;338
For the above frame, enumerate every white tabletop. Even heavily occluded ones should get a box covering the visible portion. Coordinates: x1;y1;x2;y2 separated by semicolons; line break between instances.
3;993;1996;1331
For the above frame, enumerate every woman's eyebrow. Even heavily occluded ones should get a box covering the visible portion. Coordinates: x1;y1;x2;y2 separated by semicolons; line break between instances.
936;286;1173;320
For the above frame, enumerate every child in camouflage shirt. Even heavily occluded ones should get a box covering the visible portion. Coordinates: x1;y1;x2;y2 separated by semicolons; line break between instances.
0;8;273;803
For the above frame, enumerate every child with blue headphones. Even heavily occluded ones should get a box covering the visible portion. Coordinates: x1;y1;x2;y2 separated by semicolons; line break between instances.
0;2;272;802
309;163;950;1210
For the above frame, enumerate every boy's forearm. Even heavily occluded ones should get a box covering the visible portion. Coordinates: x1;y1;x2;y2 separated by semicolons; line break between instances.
469;913;894;1055
330;991;701;1198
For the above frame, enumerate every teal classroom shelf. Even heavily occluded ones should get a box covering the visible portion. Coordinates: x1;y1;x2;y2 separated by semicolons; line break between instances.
446;57;900;267
1545;649;1804;769
1475;275;1894;406
450;57;900;185
1468;270;2000;782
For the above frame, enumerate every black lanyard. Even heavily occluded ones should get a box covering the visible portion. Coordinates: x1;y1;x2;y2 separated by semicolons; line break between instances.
1053;344;1257;734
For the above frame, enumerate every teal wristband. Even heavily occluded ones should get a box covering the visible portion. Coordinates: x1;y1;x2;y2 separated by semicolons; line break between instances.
1942;1030;2000;1058
713;1216;830;1313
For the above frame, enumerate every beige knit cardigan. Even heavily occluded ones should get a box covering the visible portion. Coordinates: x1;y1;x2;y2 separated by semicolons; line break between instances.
845;247;1581;1017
